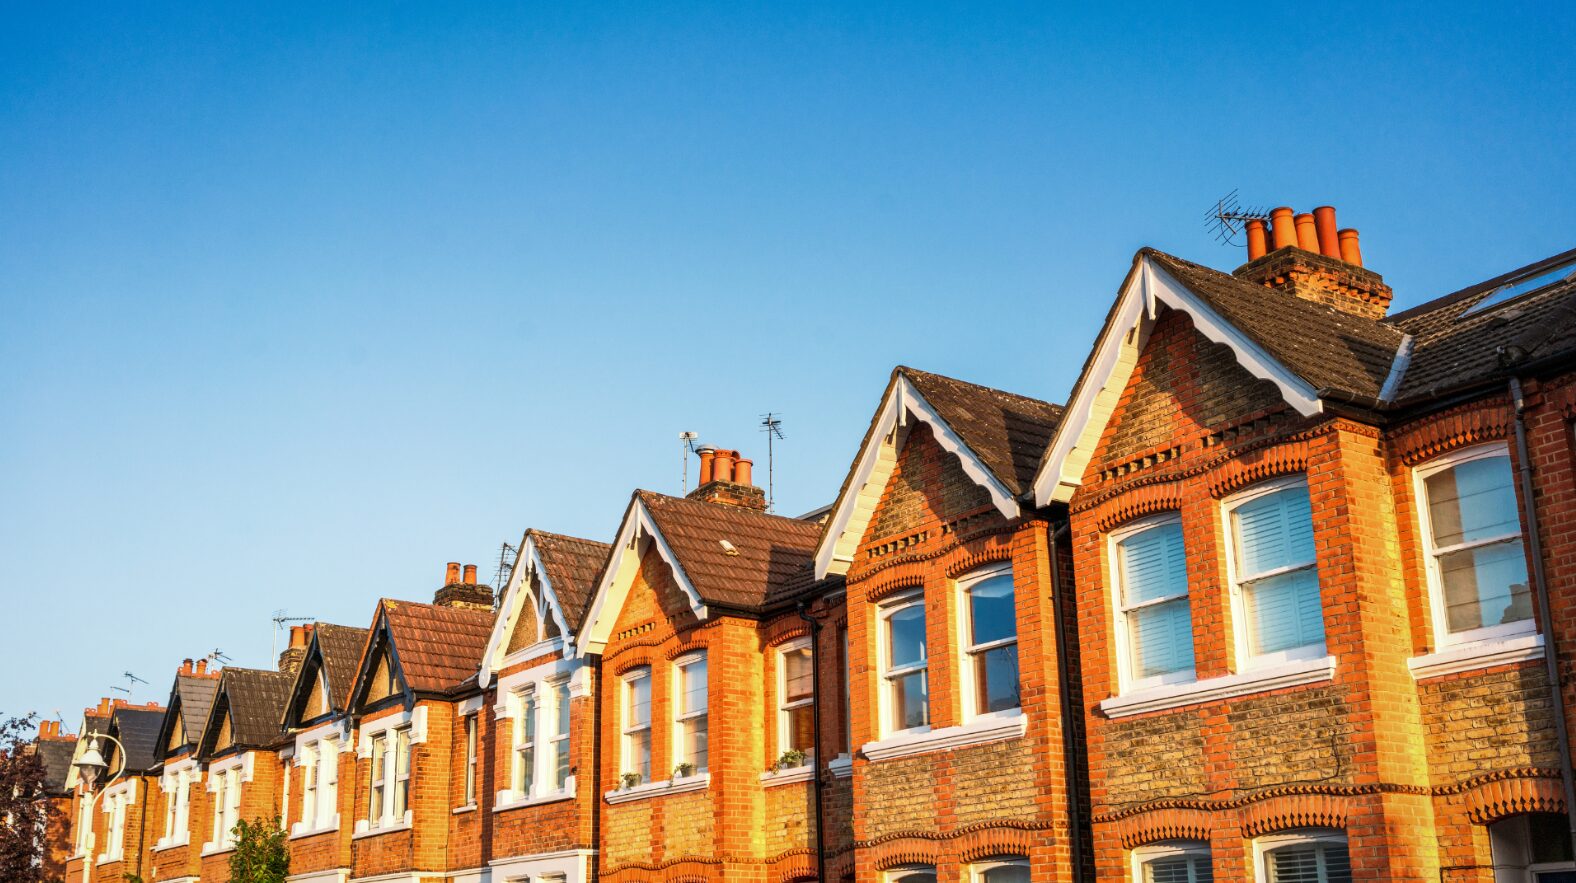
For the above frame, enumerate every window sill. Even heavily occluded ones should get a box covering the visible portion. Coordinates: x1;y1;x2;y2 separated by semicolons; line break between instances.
604;772;710;805
827;754;853;779
288;818;340;840
96;854;124;866
1099;656;1336;719
492;788;575;812
862;711;1026;762
761;764;814;786
154;836;191;852
452;804;477;815
352;819;412;840
199;843;236;857
1409;632;1544;680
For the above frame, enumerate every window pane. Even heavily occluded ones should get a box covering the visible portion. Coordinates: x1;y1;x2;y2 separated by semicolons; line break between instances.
517;745;534;793
1144;854;1213;883
630;729;651;781
787;704;815;754
627;673;651;727
521;693;537;743
683;716;708;771
784;646;814;704
1234;486;1316;577
1245;567;1325;656
554;683;571;737
553;738;570;789
975;644;1020;714
968;574;1016;645
1439;540;1532;632
892;871;937;883
1120;521;1188;605
1426;455;1521;547
681;659;708;715
892;669;928;730
982;864;1030;882
1130;597;1195;679
887;604;927;668
1267;841;1350;883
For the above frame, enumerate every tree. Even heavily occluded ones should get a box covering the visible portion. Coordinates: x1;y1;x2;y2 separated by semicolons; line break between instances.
226;817;289;883
0;712;50;883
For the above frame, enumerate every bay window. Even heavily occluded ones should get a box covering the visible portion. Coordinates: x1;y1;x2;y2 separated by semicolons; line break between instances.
296;735;337;832
1134;841;1213;882
960;565;1020;716
622;667;652;783
674;653;708;774
210;766;240;849
1226;478;1325;666
1489;812;1576;880
779;639;815;759
366;726;411;827
879;592;928;735
550;680;572;790
513;688;537;796
1113;515;1195;689
1255;830;1351;883
1415;444;1533;644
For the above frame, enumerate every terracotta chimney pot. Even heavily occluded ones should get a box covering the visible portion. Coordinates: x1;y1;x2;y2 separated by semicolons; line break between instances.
1270;207;1297;250
734;457;753;487
713;450;736;483
1338;228;1363;267
1295;213;1319;251
1313;206;1341;258
445;561;461;586
289;625;308;649
1245;219;1268;261
196;660;208;676
182;658;194;675
463;563;478;585
697;447;716;485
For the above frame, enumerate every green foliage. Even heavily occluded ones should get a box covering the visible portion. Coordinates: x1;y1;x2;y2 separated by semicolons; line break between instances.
0;712;50;883
226;818;289;883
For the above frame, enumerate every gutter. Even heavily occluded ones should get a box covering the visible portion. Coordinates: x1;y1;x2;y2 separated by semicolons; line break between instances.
796;600;828;882
1506;375;1576;861
1046;521;1090;883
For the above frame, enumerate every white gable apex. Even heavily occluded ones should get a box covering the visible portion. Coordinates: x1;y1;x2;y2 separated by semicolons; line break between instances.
575;497;707;657
1030;255;1322;507
479;534;577;688
813;375;1020;580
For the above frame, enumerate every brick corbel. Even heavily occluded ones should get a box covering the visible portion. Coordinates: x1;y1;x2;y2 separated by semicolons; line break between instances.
1115;807;1212;849
868;837;942;871
1240;792;1349;837
1461;771;1565;824
955;824;1036;863
1091;482;1186;533
1206;441;1311;499
1388;401;1514;466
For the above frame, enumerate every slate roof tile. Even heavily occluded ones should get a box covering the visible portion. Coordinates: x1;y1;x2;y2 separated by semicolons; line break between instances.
381;600;494;695
527;530;611;631
900;367;1065;495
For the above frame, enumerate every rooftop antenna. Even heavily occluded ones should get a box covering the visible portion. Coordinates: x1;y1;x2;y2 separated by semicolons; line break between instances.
1206;189;1271;247
760;413;784;511
491;542;519;607
679;431;700;492
111;671;147;698
204;648;232;668
271;609;314;659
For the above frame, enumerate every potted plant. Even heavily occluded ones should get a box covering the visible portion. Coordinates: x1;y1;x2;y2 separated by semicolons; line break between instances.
673;762;695;779
620;772;642;790
774;748;808;772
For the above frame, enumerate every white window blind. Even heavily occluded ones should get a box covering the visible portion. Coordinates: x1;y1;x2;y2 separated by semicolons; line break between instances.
1230;481;1324;662
1116;519;1194;683
1265;839;1351;883
1419;448;1531;638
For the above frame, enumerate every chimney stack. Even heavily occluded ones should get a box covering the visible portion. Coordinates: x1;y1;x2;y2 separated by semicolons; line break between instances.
1235;203;1390;319
686;446;769;510
435;561;493;610
196;659;208;676
278;624;311;677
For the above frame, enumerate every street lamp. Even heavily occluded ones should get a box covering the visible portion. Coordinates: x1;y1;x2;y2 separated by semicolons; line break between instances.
72;731;125;883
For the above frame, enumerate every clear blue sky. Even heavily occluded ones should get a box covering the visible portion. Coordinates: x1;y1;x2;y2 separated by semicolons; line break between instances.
3;2;1572;720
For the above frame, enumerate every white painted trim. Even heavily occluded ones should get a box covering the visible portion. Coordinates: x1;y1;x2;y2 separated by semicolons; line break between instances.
357;707;425;755
481;534;577;688
1033;255;1323;506
955;562;1019;722
827;754;853;779
1221;475;1327;670
1130;841;1212;882
1252;827;1348;883
861;710;1026;762
285;869;349;883
1099;655;1336;718
1107;513;1197;694
490;847;595;883
1408;632;1545;679
814;375;1021;579
352;815;412;839
491;787;575;812
1378;333;1414;402
577;498;708;655
604;772;710;804
761;764;814;786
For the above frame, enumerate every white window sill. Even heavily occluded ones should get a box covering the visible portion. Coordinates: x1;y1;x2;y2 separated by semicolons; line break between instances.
452;804;477;815
863;710;1026;762
604;772;710;805
492;788;575;812
97;854;125;866
288;818;340;840
154;835;192;852
352;819;412;840
827;754;853;779
1100;656;1336;719
761;764;814;786
1409;632;1544;680
200;842;236;857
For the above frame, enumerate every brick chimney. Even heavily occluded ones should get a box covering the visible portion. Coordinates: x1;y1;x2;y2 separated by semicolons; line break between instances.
434;561;494;610
687;447;768;511
278;624;311;676
1234;204;1393;319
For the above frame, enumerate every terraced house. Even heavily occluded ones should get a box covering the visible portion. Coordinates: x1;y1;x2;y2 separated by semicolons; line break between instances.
43;210;1576;883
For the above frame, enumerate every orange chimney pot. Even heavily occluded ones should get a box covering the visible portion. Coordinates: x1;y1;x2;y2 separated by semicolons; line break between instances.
1338;228;1363;267
1270;207;1297;250
713;450;736;483
697;447;716;485
1295;213;1319;251
1245;219;1268;261
289;625;308;649
445;561;461;586
734;457;753;487
463;563;478;584
1313;206;1341;258
196;660;208;676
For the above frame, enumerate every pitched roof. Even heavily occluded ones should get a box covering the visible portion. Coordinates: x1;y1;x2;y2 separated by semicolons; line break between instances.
34;738;77;795
174;674;220;742
380;600;494;695
315;623;371;710
208;668;293;751
1144;249;1406;402
528;530;611;631
635;490;828;614
108;707;165;774
900;367;1066;496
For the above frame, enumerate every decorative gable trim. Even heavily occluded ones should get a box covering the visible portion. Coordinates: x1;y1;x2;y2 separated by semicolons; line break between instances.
576;497;707;656
347;609;414;713
814;374;1019;579
1032;255;1323;506
480;534;576;688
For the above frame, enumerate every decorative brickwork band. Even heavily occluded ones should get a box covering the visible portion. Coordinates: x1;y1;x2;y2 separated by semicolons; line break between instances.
1241;793;1349;837
860;820;1054;870
601;856;723;883
1115;807;1212;849
1205;440;1311;499
1388;401;1513;466
1456;769;1566;824
1094;782;1429;823
1090;482;1185;533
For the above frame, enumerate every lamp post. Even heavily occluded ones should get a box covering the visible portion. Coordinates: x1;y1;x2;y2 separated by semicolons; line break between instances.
72;731;125;883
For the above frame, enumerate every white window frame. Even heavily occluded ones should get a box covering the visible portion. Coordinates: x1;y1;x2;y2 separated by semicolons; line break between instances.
776;637;815;761
364;726;412;830
291;721;346;837
462;713;478;806
956;563;1021;722
969;855;1030;881
672;652;708;774
512;686;538;797
546;678;572;791
622;667;653;783
884;864;939;882
157;760;195;848
1222;475;1327;670
1132;840;1213;882
1413;442;1536;648
278;751;291;830
206;762;242;851
1252;828;1349;883
1110;513;1197;692
493;657;583;809
877;589;930;738
99;779;134;862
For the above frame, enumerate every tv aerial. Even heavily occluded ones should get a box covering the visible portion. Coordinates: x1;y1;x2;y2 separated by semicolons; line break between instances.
680;431;701;492
1206;189;1271;247
110;671;147;697
760;413;785;511
271;609;314;658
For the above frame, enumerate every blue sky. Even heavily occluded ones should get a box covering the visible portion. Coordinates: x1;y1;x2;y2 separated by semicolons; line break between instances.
2;2;1572;720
